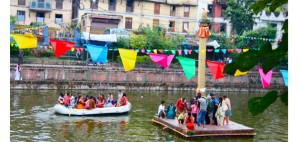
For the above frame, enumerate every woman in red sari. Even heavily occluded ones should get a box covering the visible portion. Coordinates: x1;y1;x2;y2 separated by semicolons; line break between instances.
185;111;195;130
97;95;106;108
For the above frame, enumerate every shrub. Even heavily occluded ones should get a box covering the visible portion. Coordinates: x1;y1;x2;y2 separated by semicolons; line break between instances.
130;34;146;49
113;37;129;49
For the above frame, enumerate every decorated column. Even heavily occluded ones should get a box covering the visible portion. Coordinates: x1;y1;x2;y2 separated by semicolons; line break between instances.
197;9;210;88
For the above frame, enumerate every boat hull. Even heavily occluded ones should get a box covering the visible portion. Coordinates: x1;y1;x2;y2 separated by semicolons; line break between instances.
54;102;131;116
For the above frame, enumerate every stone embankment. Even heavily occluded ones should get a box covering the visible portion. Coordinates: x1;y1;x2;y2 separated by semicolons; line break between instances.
10;64;287;92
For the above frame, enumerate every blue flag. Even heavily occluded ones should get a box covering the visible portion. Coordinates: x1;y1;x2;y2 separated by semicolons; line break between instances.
280;70;288;87
86;44;108;63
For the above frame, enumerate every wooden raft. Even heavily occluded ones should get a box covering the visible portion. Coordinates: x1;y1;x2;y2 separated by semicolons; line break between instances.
152;116;255;138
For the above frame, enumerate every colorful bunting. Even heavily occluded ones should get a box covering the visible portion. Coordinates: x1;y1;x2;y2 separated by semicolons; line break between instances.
243;49;249;52
164;50;169;52
146;49;151;53
206;60;225;80
86;44;108;63
201;49;206;54
10;33;37;49
171;50;176;54
280;70;288;87
257;66;273;88
221;49;227;54
236;49;242;53
234;69;248;76
184;49;188;55
159;49;164;53
149;53;175;69
153;49;157;54
228;49;234;53
141;49;145;53
118;48;137;72
207;49;213;52
194;50;199;53
135;49;139;53
177;57;196;80
188;50;192;54
214;49;220;53
50;39;74;58
178;50;182;55
71;47;75;52
44;46;48;50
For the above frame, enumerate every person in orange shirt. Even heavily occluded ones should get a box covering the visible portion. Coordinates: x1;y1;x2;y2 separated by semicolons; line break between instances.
76;95;85;109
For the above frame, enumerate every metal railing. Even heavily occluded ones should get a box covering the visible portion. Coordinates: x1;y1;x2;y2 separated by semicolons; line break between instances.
29;0;52;11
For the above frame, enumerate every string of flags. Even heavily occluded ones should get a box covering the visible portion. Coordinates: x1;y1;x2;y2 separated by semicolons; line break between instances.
210;32;282;42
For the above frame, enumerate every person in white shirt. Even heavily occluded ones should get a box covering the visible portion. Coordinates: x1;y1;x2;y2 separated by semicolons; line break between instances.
158;100;166;119
117;90;123;102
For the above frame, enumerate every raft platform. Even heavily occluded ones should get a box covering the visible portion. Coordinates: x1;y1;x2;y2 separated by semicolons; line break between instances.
152;116;255;139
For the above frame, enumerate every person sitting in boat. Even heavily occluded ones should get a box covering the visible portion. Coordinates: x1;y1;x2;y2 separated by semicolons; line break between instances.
64;93;71;107
84;95;90;102
116;93;128;107
166;103;176;119
58;93;64;105
88;96;96;110
69;94;75;108
76;95;85;109
157;100;166;119
97;95;106;108
84;96;90;109
185;111;195;130
105;94;117;107
117;90;123;103
178;111;186;125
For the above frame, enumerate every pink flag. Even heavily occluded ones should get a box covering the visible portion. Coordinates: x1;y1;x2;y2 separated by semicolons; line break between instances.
257;66;273;88
178;50;182;55
149;53;175;69
236;49;242;53
141;49;145;53
159;49;164;53
188;50;192;54
228;49;234;53
207;49;213;52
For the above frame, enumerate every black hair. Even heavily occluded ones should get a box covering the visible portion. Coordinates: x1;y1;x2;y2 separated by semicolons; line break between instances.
161;100;165;104
187;111;192;122
210;93;215;96
118;90;122;92
182;98;186;101
60;93;64;97
123;93;127;97
219;97;223;105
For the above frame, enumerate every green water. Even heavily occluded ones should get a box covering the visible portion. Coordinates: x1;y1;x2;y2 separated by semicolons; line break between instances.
10;90;288;142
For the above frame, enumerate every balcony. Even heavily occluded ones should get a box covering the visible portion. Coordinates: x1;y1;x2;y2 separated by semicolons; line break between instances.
29;0;52;12
217;0;227;5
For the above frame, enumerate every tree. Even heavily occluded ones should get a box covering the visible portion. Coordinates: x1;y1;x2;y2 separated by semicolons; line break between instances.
130;34;146;49
224;0;288;115
145;25;165;49
113;38;129;49
223;0;255;35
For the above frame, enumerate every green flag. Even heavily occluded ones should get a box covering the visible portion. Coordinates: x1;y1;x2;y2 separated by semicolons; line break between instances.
177;57;196;80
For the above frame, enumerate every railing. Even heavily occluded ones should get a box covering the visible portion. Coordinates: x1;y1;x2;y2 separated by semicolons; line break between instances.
29;0;52;11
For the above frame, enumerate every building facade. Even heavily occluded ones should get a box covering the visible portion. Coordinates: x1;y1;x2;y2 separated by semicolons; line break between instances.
78;0;199;34
10;0;72;28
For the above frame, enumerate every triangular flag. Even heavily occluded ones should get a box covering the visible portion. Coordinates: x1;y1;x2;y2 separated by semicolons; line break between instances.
228;49;234;53
159;49;164;53
184;49;188;55
171;50;176;54
257;66;273;88
236;49;242;53
135;49;140;52
178;50;182;55
207;49;213;52
243;49;249;52
234;69;248;76
153;49;157;54
118;48;137;71
10;33;37;49
114;48;118;51
214;49;220;53
164;49;169;52
188;50;192;54
201;49;206;54
141;49;145;53
206;60;225;80
86;44;108;63
149;53;175;69
221;49;227;54
280;70;288;87
177;57;196;80
50;39;74;58
147;49;151;53
194;50;199;53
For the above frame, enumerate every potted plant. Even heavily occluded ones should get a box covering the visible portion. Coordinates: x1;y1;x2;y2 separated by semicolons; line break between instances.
265;7;271;16
274;8;281;17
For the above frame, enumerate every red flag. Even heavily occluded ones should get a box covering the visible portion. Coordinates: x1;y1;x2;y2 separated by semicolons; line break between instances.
50;39;74;58
206;60;224;80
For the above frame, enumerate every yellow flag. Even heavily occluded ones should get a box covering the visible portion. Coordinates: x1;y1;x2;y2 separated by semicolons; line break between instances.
234;69;248;76
118;48;137;72
10;33;37;49
153;49;157;54
243;49;249;52
71;48;75;52
201;49;206;54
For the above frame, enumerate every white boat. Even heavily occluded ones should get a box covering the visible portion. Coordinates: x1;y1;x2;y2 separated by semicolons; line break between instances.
54;102;131;116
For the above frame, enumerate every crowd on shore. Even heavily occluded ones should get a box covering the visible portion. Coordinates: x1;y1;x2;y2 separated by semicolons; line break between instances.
157;88;232;130
58;90;128;109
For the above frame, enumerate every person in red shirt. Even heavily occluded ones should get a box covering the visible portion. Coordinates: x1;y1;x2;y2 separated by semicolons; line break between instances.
120;93;128;106
64;93;71;107
185;111;195;130
176;97;187;117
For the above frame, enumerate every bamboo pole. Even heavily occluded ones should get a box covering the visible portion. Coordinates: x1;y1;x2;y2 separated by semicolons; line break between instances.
198;38;207;88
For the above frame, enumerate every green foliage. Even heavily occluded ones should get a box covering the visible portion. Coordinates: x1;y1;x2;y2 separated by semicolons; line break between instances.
209;33;232;49
168;35;185;48
250;0;288;14
248;91;278;115
10;15;16;24
117;55;154;65
235;25;277;49
145;26;165;49
113;38;129;49
130;34;146;49
10;42;19;56
187;131;196;135
223;0;255;35
280;91;288;106
30;49;54;57
163;40;177;50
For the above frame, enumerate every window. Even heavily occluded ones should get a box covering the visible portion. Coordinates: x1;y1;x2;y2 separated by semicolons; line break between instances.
56;0;63;9
55;14;63;24
221;6;227;17
170;5;176;16
208;5;213;17
184;6;190;17
90;0;99;9
36;12;45;23
271;23;277;28
125;17;132;29
109;0;116;11
126;0;134;12
17;11;25;22
169;21;175;32
183;22;189;32
153;19;159;28
154;3;160;15
18;0;25;5
220;23;226;32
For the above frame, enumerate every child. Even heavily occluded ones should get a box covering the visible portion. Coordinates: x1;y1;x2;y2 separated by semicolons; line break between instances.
158;100;166;118
178;111;186;125
191;100;198;123
185;111;195;130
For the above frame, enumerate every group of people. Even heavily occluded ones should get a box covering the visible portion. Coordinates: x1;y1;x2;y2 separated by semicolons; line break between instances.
58;90;128;109
157;88;232;130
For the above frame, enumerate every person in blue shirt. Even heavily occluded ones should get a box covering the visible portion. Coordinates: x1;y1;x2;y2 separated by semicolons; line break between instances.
210;93;219;126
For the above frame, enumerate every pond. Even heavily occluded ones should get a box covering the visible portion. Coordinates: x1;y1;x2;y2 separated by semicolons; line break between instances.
10;90;287;142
